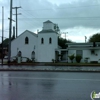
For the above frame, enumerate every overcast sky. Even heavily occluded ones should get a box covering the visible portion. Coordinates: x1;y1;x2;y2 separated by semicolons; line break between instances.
0;0;100;42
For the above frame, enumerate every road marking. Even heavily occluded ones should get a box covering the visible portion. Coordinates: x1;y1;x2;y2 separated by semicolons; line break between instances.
1;76;100;82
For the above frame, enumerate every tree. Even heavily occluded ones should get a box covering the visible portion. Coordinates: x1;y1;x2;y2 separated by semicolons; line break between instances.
89;33;100;42
0;35;15;47
58;37;72;49
0;38;9;47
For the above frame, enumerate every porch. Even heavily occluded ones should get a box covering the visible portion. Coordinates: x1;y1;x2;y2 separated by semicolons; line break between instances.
55;49;68;62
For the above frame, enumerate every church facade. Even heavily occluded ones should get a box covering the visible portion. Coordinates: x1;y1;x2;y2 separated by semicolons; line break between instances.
11;20;60;62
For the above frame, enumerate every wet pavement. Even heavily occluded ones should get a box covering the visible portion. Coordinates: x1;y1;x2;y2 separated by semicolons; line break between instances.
0;71;100;100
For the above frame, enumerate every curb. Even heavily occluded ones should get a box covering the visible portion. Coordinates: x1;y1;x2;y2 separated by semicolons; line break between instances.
1;63;100;66
0;69;100;72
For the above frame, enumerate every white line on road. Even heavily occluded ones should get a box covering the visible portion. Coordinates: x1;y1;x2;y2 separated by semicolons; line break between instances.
1;76;100;82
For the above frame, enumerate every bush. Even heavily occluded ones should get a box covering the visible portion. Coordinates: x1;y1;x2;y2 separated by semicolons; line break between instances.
68;54;75;63
52;59;55;63
90;61;98;63
11;58;17;63
26;58;32;63
76;55;82;63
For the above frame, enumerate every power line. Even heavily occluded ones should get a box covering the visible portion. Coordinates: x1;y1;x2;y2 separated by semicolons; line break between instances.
21;9;42;26
22;8;42;23
21;4;100;11
21;11;37;27
2;16;100;20
2;17;100;21
16;17;100;20
4;3;100;12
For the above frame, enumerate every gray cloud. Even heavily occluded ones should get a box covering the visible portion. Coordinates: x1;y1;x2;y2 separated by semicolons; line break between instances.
55;0;100;29
1;0;100;42
17;0;100;30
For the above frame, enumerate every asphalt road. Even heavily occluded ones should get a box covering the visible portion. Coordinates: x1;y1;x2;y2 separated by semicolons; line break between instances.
0;72;100;100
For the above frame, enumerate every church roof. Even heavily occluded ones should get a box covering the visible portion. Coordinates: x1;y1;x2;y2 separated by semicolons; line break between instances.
25;30;38;37
39;29;57;34
11;30;37;42
43;20;53;23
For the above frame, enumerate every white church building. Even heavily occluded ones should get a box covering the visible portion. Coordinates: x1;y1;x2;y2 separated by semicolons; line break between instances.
11;20;100;63
11;20;61;62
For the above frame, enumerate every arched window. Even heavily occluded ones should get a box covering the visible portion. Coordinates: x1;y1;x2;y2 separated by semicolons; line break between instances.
49;37;52;44
41;38;44;44
25;37;29;44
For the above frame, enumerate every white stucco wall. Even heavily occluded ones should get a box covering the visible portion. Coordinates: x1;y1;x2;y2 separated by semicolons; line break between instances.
11;31;38;60
37;33;58;62
83;50;100;62
43;23;54;31
68;49;100;63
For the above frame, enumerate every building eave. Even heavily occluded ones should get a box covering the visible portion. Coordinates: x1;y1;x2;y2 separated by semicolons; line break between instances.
43;20;53;23
66;42;100;46
67;47;100;50
11;30;37;42
38;30;58;34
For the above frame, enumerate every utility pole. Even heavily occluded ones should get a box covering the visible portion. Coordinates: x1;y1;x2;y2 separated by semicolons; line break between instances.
85;36;87;43
2;6;4;65
63;32;68;40
8;0;13;63
12;7;21;38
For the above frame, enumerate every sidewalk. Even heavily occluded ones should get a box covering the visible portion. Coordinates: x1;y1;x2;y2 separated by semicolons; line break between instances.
0;65;100;72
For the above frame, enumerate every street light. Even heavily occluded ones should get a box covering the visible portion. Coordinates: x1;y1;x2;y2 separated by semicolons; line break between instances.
8;18;15;22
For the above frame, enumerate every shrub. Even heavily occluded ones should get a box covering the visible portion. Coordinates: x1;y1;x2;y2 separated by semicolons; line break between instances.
76;55;82;63
68;54;75;63
26;58;32;63
90;61;98;63
52;59;55;63
11;59;17;63
11;58;17;63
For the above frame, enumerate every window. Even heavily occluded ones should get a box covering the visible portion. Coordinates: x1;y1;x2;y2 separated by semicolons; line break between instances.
25;37;29;44
49;38;52;44
76;50;83;57
41;38;44;44
91;50;95;54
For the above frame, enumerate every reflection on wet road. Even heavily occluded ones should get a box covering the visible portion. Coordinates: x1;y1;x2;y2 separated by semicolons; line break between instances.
0;72;100;100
